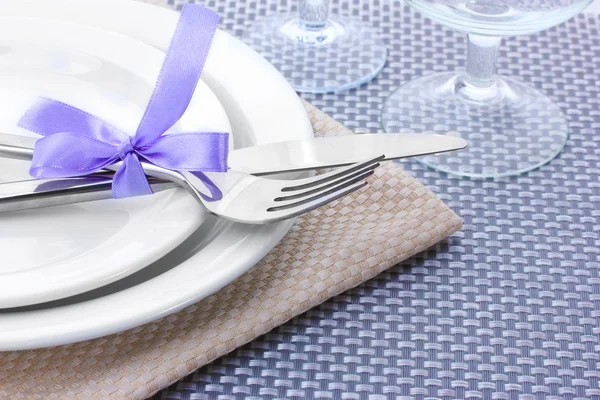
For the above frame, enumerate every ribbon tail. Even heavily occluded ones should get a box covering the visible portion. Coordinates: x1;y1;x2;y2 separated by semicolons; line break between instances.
134;5;220;145
190;171;223;202
112;154;153;199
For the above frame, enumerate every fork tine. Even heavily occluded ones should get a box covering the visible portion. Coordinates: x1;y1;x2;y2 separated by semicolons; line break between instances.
281;155;384;192
264;180;368;222
274;162;380;202
267;168;375;212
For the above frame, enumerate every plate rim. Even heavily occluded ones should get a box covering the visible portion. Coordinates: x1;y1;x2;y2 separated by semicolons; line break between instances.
0;0;313;351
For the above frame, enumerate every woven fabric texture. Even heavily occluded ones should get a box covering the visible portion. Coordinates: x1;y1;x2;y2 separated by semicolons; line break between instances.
0;96;461;398
148;0;600;399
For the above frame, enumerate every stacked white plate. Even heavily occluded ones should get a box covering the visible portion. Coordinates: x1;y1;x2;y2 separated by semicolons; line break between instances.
0;0;313;351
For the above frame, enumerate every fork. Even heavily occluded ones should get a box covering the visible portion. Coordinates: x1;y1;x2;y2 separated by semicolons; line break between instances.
127;156;382;224
0;135;381;223
1;155;382;224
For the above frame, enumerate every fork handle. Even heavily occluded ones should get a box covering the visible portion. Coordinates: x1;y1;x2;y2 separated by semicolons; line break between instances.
0;159;211;213
0;176;177;213
0;139;198;212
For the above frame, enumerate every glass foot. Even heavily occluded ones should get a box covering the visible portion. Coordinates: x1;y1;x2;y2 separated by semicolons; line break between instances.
241;13;387;93
381;72;569;178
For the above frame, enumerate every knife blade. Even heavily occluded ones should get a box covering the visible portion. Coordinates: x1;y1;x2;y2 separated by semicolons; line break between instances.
0;132;466;212
229;133;467;175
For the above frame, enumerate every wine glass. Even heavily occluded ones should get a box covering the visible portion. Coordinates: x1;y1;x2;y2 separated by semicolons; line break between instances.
241;0;387;93
381;0;593;178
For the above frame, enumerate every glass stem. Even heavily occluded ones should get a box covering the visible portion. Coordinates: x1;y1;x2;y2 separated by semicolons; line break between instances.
456;34;504;104
298;0;330;30
465;34;501;87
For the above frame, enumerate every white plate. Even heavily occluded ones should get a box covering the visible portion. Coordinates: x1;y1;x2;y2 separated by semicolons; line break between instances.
0;0;313;350
0;17;232;308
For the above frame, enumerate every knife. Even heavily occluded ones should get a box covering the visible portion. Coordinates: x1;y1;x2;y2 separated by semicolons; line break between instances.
0;132;466;212
1;131;467;174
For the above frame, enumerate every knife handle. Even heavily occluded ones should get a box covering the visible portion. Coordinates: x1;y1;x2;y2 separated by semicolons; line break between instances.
0;175;177;213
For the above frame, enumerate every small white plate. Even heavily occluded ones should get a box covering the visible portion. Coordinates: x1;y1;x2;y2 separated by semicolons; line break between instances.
0;0;314;350
0;17;232;307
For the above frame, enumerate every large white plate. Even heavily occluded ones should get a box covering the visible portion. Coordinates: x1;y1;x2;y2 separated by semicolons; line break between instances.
0;0;313;350
0;17;232;307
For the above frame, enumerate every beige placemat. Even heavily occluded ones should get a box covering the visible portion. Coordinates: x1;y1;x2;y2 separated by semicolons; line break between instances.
0;100;462;400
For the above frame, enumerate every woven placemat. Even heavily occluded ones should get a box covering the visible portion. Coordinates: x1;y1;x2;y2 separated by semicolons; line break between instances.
154;1;600;399
0;97;461;399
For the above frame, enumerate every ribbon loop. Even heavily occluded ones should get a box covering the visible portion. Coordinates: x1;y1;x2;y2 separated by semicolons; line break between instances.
29;132;119;179
141;132;229;172
17;4;229;199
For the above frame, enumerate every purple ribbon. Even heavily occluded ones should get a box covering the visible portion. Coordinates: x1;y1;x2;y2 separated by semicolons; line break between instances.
17;4;229;199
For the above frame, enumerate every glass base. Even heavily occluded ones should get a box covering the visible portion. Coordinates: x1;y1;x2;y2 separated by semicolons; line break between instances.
241;13;387;93
381;72;569;178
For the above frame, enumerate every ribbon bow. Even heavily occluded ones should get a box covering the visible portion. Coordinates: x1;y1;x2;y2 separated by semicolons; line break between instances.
17;4;229;199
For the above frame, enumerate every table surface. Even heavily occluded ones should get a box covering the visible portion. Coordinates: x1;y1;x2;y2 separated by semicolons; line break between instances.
153;1;600;399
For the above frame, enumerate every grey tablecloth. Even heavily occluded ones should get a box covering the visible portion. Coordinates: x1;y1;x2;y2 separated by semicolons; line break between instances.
154;1;600;399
